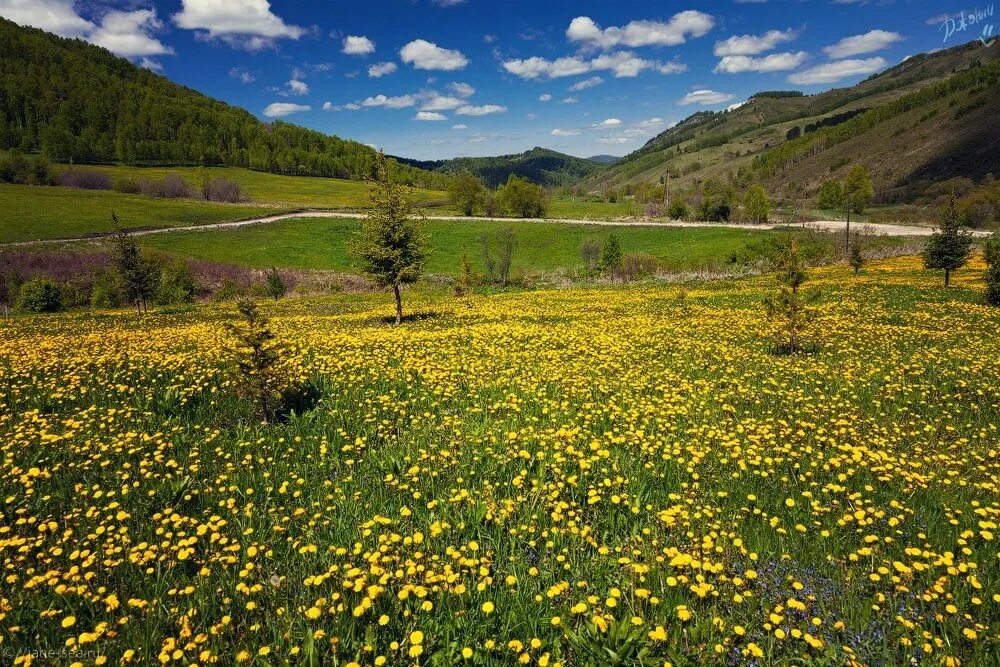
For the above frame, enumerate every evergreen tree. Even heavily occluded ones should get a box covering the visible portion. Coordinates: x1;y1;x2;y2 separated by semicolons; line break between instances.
456;252;476;296
225;300;283;423
264;267;286;301
350;152;429;325
110;212;157;315
923;199;973;286
764;239;820;354
600;234;623;274
849;233;865;275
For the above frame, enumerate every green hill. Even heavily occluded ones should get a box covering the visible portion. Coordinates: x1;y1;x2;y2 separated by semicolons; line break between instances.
584;40;1000;203
0;18;446;189
395;147;604;188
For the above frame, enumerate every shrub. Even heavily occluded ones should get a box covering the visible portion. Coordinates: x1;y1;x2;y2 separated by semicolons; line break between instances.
155;260;197;305
617;253;659;281
113;176;142;194
56;168;112;190
817;180;844;210
497;175;546;218
141;174;192;198
600;234;623;274
580;238;602;271
264;267;286;301
202;177;243;203
90;269;122;309
15;278;62;313
212;278;244;302
667;199;689;220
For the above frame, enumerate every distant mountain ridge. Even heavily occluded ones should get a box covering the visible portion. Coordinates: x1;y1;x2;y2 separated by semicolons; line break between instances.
394;147;605;188
586;155;620;164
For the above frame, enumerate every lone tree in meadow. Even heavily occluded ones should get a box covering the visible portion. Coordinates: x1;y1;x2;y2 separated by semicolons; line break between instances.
351;152;429;325
849;232;865;275
110;211;158;315
600;234;623;275
449;172;485;216
744;185;771;224
923;199;973;287
764;239;820;354
226;300;283;423
842;165;875;254
264;267;286;301
981;232;999;305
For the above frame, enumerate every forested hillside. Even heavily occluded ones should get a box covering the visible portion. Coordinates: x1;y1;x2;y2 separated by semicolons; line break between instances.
582;40;999;202
0;18;447;188
396;147;603;188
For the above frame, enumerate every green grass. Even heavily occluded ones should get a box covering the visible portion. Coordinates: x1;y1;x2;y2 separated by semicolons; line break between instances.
546;196;635;219
71;163;450;209
0;184;284;243
137;216;806;275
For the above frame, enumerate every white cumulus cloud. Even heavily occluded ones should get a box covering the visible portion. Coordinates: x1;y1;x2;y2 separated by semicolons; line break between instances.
342;35;375;55
538;93;553;102
414;111;447;121
448;81;475;98
594;118;622;128
263;102;310;117
713;28;798;56
566;11;714;49
361;94;418;109
569;76;603;91
367;62;397;78
455;104;506;116
88;9;174;57
173;0;304;49
550;128;581;136
504;51;684;80
679;89;735;105
0;0;94;37
400;39;468;70
420;95;465;111
823;30;903;58
715;51;808;73
788;57;887;84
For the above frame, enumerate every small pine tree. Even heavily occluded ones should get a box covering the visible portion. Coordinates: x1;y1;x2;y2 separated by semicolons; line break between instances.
265;267;286;301
350;152;429;324
110;211;158;315
984;233;1000;306
456;252;476;296
923;199;973;287
226;300;283;423
764;239;820;354
600;234;623;274
849;233;864;275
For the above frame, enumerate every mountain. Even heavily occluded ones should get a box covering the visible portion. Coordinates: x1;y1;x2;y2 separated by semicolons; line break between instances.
587;155;620;164
394;147;605;188
583;40;1000;203
0;18;447;189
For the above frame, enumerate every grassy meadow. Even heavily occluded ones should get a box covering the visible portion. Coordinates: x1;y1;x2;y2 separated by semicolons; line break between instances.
134;217;850;276
0;184;286;244
1;256;997;666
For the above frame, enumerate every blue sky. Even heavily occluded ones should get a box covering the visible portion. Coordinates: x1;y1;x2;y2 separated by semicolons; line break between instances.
0;1;989;159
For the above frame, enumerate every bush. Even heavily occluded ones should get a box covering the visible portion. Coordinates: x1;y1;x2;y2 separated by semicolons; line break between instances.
212;278;244;302
497;175;546;218
580;238;602;271
667;199;689;220
155;260;197;305
141;174;192;198
55;168;112;190
15;278;62;313
113;176;142;194
90;269;122;309
617;253;659;281
202;177;243;203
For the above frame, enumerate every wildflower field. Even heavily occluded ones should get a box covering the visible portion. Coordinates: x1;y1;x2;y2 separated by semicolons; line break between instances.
1;256;997;666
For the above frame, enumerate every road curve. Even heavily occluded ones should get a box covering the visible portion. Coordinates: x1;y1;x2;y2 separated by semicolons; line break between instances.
3;209;990;248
